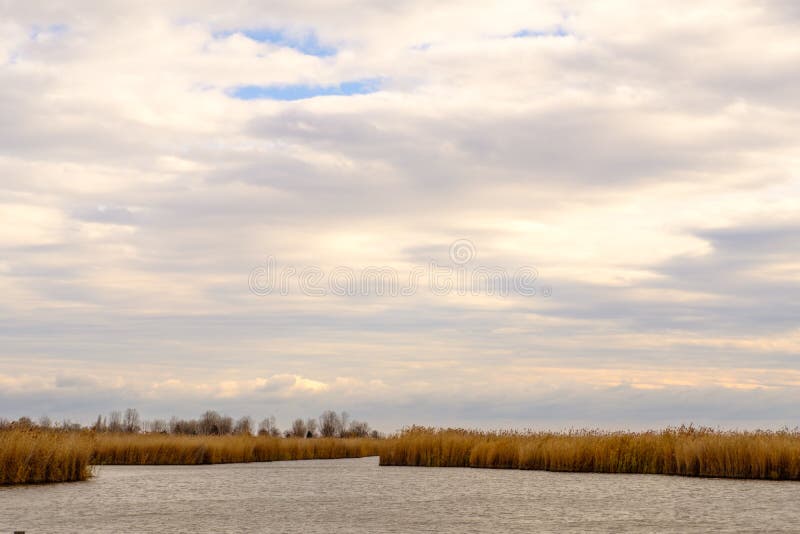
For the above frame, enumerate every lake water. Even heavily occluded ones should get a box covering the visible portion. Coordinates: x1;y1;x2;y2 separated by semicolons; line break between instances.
2;457;799;533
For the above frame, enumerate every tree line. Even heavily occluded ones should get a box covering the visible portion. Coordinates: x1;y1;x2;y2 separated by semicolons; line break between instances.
1;409;380;438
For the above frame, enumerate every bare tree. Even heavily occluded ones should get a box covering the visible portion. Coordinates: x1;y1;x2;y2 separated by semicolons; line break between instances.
305;418;318;438
60;419;81;431
291;418;307;438
319;410;340;437
170;416;199;435
123;408;141;433
200;410;223;435
7;407;374;438
92;414;107;432
345;420;370;438
149;419;168;433
234;416;254;435
258;416;280;437
108;411;123;432
219;415;234;435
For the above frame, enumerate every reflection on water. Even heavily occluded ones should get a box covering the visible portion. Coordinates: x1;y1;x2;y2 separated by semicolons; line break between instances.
2;456;799;533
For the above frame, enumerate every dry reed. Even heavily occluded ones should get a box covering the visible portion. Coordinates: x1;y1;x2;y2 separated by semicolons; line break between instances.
0;430;387;484
0;429;93;484
91;433;387;465
8;425;800;485
379;426;800;480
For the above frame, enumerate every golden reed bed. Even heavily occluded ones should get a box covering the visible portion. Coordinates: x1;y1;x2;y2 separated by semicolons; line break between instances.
92;432;385;465
379;427;800;480
5;426;800;484
0;430;93;484
0;430;386;484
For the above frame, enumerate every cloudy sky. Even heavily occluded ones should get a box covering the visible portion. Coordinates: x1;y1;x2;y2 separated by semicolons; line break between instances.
2;1;799;431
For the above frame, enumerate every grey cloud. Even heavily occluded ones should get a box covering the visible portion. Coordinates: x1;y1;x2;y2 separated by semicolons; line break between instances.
72;205;139;225
54;374;99;389
647;224;800;333
1;0;799;428
246;105;785;197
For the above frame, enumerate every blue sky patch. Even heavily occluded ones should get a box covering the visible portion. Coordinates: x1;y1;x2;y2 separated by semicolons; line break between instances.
30;24;68;40
512;26;569;38
215;28;336;57
229;79;381;101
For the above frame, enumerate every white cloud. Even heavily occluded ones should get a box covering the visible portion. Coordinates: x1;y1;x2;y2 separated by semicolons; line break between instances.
1;0;799;429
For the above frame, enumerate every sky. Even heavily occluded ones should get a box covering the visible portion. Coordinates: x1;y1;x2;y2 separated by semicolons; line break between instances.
1;0;799;432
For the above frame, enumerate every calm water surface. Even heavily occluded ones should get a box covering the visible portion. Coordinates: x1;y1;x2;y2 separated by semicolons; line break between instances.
2;457;799;533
